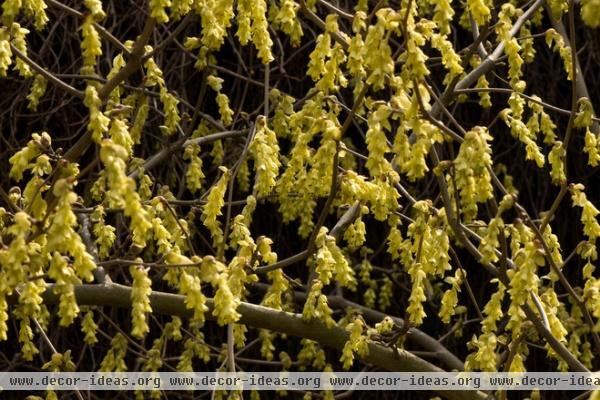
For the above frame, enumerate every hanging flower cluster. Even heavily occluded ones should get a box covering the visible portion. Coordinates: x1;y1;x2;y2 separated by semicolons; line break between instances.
451;126;494;221
249;116;281;197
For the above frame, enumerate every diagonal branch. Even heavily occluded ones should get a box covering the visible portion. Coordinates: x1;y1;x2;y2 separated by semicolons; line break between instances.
64;17;157;163
9;43;84;98
45;0;131;55
255;201;361;274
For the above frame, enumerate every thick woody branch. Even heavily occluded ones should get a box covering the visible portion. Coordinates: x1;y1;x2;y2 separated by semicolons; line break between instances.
22;282;486;400
250;282;466;372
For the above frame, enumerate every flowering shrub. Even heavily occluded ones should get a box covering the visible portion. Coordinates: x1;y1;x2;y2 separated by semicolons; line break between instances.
0;0;600;399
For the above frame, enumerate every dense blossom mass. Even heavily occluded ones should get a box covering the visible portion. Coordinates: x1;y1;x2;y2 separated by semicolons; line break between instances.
0;0;600;399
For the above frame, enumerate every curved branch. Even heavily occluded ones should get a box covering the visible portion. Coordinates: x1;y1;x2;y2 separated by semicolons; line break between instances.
24;282;486;400
128;129;249;180
453;0;545;92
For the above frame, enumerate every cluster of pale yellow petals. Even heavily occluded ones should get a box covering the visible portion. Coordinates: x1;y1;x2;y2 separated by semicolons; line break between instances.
249;116;281;196
143;52;181;135
307;16;336;85
347;13;367;96
1;0;48;30
183;143;205;193
91;206;115;259
570;184;600;242
227;219;261;302
81;16;102;70
8;132;50;181
151;212;175;260
165;252;241;326
47;252;80;328
302;280;335;328
270;0;303;47
543;29;572;81
400;201;452;326
343;205;368;251
149;0;171;23
27;74;47;111
431;0;455;35
0;26;11;77
81;308;99;345
430;33;463;86
581;0;600;28
130;262;153;339
584;277;600;332
506;230;543;337
400;23;431;82
179;267;209;324
358;259;376;309
249;0;273;64
466;0;491;25
406;262;428;326
79;0;106;73
313;227;357;290
130;94;150;144
84;85;111;143
297;338;327;371
8;23;31;78
275;98;340;237
393;92;444;181
212;273;243;325
100;333;128;372
0;212;35;341
235;0;252;45
469;56;492;108
1;136;73;349
452;126;494;222
270;89;295;138
304;117;339;205
46;179;96;283
201;166;230;248
100;140;152;248
340;317;369;370
573;98;600;166
192;0;271;64
178;322;212;371
478;195;514;265
42;351;76;373
541;289;569;359
501;94;546;169
262;268;289;311
206;75;234;127
365;104;396;180
465;279;505;371
366;9;402;90
253;235;288;311
438;269;464;324
308;15;347;93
